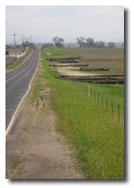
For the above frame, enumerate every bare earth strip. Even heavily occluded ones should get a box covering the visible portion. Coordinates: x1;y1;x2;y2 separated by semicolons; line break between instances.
56;66;99;76
6;56;83;179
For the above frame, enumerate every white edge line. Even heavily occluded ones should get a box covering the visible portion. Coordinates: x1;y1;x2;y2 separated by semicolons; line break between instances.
6;51;40;137
6;47;33;74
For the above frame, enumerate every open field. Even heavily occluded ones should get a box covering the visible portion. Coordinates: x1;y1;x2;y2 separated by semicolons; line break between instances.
40;47;124;179
44;48;124;84
42;47;69;57
67;48;124;74
67;48;124;61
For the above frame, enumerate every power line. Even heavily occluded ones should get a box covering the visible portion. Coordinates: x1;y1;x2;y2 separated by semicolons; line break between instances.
11;32;18;48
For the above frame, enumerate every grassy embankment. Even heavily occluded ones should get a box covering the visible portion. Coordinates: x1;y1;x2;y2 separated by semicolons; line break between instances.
77;82;124;123
44;47;80;60
6;48;32;71
32;47;124;179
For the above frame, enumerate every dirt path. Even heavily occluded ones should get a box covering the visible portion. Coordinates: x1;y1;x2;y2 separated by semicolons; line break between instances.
6;56;83;179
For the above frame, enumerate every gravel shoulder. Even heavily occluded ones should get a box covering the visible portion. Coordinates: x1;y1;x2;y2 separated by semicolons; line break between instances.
6;56;83;179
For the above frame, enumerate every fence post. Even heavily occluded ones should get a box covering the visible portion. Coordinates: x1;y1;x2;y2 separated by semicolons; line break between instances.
118;103;120;123
106;96;108;111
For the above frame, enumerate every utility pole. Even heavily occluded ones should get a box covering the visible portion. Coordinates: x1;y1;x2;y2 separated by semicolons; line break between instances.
21;34;24;47
22;34;24;43
12;32;17;48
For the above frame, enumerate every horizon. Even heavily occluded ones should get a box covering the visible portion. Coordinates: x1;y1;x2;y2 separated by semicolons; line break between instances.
6;6;124;44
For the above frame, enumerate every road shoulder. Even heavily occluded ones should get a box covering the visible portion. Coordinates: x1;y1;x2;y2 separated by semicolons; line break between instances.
6;55;83;179
6;48;32;73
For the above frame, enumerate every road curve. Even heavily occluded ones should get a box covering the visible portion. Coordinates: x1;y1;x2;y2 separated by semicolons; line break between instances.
6;49;39;129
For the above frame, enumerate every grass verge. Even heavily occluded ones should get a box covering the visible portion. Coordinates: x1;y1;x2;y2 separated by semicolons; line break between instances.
39;48;124;179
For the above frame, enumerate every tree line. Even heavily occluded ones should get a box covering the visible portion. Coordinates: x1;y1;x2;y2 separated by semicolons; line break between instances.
42;36;124;48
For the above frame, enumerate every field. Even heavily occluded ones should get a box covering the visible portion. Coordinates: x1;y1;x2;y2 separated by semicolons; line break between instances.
43;48;124;84
40;47;124;179
68;48;124;74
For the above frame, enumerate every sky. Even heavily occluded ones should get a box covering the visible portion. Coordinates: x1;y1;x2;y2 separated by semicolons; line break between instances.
6;6;124;44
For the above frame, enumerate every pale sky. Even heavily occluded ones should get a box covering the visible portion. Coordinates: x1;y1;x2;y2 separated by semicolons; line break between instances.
6;6;124;44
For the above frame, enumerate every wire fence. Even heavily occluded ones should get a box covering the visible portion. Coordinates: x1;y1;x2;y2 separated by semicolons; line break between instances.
71;81;124;124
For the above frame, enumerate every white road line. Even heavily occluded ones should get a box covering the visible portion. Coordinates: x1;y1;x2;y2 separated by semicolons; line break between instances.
6;48;33;74
6;52;40;137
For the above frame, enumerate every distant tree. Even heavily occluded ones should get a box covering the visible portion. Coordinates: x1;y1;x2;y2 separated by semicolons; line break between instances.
107;42;116;48
76;36;86;48
96;41;105;48
22;41;35;49
42;43;54;48
16;45;21;48
85;37;96;48
52;36;64;47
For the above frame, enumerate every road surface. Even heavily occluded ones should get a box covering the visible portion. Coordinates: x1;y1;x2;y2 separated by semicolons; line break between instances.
6;49;39;129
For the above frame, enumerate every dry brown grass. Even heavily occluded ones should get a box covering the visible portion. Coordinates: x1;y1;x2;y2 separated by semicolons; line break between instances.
7;47;26;54
67;48;124;74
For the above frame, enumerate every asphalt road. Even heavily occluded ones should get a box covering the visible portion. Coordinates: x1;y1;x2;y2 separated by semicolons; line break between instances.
6;49;39;129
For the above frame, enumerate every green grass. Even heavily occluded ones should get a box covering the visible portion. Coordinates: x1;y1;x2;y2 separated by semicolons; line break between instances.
86;82;124;111
50;81;124;179
41;47;69;57
30;82;42;102
31;47;124;179
38;47;124;179
41;47;80;60
71;81;124;126
7;48;32;70
11;155;21;170
46;55;80;60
